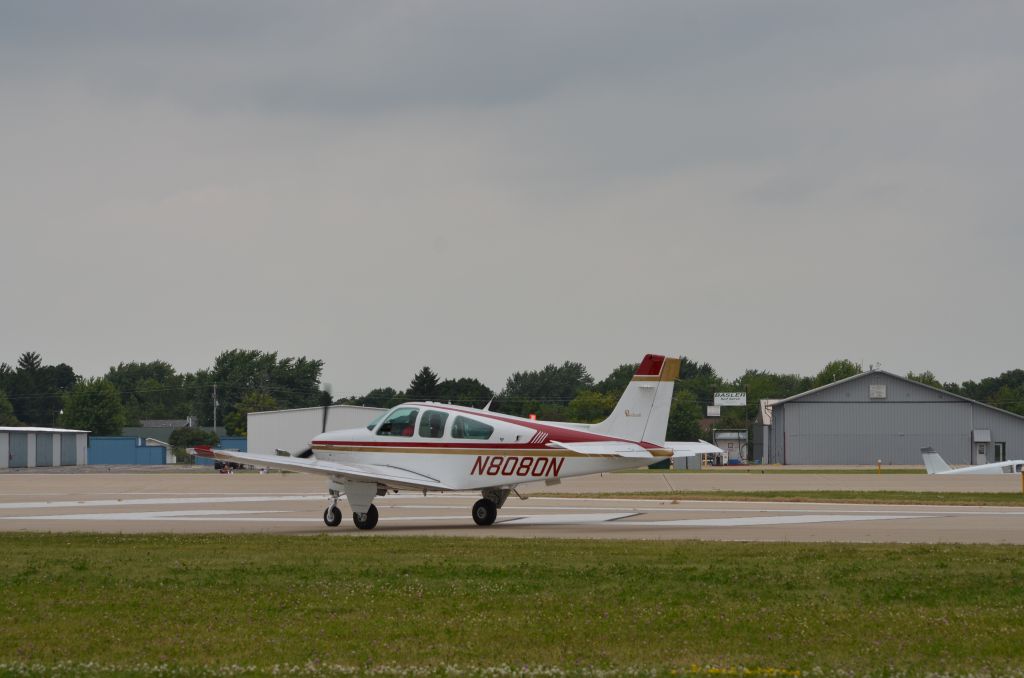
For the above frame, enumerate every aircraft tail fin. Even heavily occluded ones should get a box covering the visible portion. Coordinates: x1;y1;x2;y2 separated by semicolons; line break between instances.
589;354;680;445
920;447;952;474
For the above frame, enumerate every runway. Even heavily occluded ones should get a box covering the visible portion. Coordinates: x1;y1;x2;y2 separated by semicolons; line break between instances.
1;471;1023;542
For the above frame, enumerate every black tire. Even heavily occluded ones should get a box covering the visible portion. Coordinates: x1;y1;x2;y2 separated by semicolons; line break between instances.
472;498;497;526
352;504;379;530
323;505;342;527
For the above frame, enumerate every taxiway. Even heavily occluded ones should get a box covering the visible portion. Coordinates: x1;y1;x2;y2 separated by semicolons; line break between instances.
0;471;1022;543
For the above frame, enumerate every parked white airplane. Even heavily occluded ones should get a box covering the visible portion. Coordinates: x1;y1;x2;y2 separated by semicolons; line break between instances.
920;447;1024;475
197;353;698;529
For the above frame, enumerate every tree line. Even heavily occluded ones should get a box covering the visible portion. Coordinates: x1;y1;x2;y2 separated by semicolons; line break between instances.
2;350;1023;440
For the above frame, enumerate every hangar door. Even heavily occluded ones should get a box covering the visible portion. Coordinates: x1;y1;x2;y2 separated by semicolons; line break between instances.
9;432;28;468
60;434;77;465
36;433;53;467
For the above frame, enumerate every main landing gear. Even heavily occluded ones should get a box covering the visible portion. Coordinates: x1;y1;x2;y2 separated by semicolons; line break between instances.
472;499;497;526
352;504;379;530
472;489;510;527
322;489;381;530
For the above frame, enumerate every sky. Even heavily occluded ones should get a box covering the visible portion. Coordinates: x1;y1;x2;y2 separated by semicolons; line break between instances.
1;1;1022;396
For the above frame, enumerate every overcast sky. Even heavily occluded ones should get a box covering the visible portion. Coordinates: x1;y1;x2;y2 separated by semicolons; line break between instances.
1;1;1021;395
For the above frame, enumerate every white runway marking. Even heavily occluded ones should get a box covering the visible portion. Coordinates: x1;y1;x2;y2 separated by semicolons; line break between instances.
627;514;934;527
0;496;323;510
3;509;289;521
499;512;639;525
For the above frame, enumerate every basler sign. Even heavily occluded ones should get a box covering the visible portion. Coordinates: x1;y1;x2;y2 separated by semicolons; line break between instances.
714;392;747;406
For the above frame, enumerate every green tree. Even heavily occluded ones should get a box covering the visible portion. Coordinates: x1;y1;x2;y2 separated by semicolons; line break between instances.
812;359;862;388
434;377;493;408
225;391;279;436
906;371;942;389
567;390;617;423
961;370;1024;405
987;385;1024;416
1;353;79;426
61;379;126;435
168;427;220;449
187;350;328;426
595;363;638;396
0;389;19;426
105;360;187;425
666;389;705;442
344;387;405;409
495;361;594;417
407;366;440;401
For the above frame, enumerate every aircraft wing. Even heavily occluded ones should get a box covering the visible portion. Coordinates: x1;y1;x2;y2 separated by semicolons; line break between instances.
192;446;451;491
546;440;661;458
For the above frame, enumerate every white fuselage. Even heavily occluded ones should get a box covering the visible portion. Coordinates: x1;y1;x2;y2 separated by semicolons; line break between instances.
936;460;1024;475
310;402;663;491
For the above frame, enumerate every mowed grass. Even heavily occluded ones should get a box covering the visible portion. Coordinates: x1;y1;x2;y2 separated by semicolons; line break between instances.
541;490;1024;506
1;536;1024;676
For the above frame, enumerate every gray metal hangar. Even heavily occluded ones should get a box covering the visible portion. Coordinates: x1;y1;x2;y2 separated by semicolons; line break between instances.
757;370;1024;466
0;427;89;469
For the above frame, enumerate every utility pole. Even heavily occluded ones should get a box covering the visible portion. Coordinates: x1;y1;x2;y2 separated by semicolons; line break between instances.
213;383;219;430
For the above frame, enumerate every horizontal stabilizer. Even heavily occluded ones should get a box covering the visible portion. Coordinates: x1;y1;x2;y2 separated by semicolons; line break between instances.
546;440;665;458
664;440;725;458
192;446;451;491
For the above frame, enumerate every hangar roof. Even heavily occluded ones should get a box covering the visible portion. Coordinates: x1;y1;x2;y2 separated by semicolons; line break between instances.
769;370;1024;422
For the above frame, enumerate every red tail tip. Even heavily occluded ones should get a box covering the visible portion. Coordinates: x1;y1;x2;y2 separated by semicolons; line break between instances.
635;354;666;377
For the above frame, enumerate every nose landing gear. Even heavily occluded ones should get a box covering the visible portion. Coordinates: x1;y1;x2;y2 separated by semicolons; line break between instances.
323;505;342;527
323;491;342;527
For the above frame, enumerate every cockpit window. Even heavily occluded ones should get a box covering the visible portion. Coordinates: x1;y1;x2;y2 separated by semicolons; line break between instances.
451;415;494;440
419;410;449;439
366;413;385;431
376;407;419;437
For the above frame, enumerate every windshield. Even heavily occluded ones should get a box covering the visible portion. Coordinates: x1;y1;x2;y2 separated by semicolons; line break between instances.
376;407;420;437
365;413;386;431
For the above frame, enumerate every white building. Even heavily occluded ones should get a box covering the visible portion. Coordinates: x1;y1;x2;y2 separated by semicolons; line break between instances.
247;404;386;455
0;427;89;469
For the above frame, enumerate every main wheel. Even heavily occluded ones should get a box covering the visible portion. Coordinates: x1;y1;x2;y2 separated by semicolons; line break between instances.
352;504;379;530
472;498;497;526
323;505;342;527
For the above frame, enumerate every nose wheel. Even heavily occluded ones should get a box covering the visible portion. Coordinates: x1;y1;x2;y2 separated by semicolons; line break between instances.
352;504;379;530
472;498;497;526
323;505;342;527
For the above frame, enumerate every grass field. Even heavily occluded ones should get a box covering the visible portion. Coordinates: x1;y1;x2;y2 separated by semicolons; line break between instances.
540;490;1024;506
2;535;1024;677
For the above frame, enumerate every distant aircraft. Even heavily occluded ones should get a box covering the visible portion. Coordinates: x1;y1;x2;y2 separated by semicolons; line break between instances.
196;354;701;529
920;447;1024;475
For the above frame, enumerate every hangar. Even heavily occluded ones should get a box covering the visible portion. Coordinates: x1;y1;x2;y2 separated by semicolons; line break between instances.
759;370;1024;466
0;427;89;469
247;403;385;456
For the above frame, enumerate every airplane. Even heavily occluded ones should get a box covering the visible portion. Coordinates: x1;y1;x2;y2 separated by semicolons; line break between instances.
195;353;699;530
920;446;1024;475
